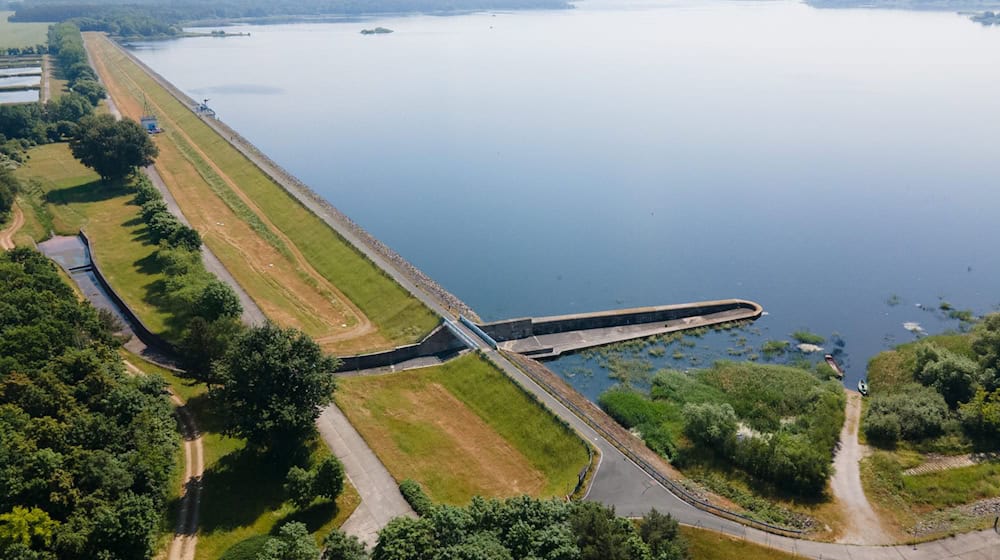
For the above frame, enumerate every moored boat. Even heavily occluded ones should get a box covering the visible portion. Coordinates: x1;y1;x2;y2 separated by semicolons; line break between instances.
858;379;869;396
824;354;845;378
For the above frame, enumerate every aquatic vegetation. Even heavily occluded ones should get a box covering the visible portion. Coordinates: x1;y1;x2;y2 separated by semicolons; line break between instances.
761;340;790;357
791;330;825;345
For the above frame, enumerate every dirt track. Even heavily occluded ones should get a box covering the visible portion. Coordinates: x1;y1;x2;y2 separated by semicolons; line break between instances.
830;390;894;544
125;361;203;560
0;203;24;250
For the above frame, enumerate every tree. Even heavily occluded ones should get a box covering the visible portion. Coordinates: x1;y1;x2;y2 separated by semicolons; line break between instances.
210;323;339;448
322;529;368;560
569;502;648;560
285;456;345;508
639;509;687;560
371;517;436;560
0;167;19;217
681;402;737;451
313;456;345;501
960;388;1000;439
916;348;979;407
284;466;314;509
0;507;59;549
70;80;105;106
258;522;320;560
70;114;158;182
973;314;1000;391
196;279;241;322
179;317;244;383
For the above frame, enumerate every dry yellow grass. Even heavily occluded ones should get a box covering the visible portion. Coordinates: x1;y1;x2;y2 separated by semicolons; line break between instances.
337;372;547;505
84;32;439;354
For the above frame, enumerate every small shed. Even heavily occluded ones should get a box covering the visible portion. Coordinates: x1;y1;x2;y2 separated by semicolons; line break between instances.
140;115;160;133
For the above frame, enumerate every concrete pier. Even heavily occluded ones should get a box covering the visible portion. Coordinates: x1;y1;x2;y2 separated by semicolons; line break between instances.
479;299;763;359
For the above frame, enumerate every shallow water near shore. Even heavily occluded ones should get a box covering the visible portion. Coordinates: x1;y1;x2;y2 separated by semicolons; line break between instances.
128;0;1000;398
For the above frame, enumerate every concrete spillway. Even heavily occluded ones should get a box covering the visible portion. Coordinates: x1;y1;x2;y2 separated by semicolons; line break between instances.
478;299;763;359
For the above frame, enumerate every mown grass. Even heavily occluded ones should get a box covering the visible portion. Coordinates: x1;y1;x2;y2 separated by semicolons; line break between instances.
125;352;360;560
0;12;50;49
15;143;176;335
680;526;806;560
87;33;438;346
336;353;590;504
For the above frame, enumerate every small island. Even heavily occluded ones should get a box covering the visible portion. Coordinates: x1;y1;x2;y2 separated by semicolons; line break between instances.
971;11;1000;25
360;27;394;35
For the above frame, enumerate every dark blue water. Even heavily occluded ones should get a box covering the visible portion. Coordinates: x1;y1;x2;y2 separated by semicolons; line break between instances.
129;0;1000;398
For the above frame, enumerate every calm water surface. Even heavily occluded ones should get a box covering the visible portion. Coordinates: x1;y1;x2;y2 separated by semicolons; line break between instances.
131;0;1000;398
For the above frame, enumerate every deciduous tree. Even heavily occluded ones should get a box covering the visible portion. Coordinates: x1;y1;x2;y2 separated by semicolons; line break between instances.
70;114;158;182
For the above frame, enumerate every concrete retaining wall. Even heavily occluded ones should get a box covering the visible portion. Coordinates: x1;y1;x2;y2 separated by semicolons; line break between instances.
479;299;763;342
337;322;465;371
79;230;177;356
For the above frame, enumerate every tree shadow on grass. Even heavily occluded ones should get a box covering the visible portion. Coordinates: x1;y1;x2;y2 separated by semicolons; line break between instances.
275;499;341;534
199;446;292;532
44;179;122;205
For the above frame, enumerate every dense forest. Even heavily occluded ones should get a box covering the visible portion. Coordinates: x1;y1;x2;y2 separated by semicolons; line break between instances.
0;249;178;559
8;0;572;37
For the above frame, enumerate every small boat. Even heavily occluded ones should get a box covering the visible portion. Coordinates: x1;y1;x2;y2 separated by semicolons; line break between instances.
824;354;845;378
858;379;869;396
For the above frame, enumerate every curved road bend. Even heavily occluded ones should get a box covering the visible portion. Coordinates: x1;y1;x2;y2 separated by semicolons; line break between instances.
89;38;1000;558
316;405;416;548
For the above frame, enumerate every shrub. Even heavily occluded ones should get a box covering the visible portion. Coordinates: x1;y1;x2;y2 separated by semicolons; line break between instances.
598;388;666;429
791;330;824;345
682;402;737;451
863;384;948;445
399;479;435;516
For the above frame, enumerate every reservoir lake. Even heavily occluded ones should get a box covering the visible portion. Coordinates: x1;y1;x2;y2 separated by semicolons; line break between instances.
130;0;1000;400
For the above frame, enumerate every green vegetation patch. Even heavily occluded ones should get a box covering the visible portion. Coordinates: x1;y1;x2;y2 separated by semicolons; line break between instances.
600;361;845;513
0;11;50;50
681;526;805;560
0;249;178;559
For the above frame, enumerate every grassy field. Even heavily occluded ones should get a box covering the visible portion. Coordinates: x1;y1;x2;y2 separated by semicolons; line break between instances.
680;526;805;560
15;143;176;334
0;12;50;50
84;32;439;353
125;353;360;560
336;353;591;505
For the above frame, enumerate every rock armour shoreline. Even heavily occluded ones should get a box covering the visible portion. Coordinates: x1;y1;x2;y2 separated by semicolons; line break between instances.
112;39;480;322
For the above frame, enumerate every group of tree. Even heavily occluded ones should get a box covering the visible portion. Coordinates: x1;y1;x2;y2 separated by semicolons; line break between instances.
0;23;104;163
4;45;48;56
0;248;178;559
350;491;689;560
11;0;571;37
132;176;201;249
863;314;1000;447
600;363;845;497
0;166;20;219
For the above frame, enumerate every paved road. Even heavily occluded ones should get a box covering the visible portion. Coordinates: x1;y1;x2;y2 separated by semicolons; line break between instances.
316;405;416;548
